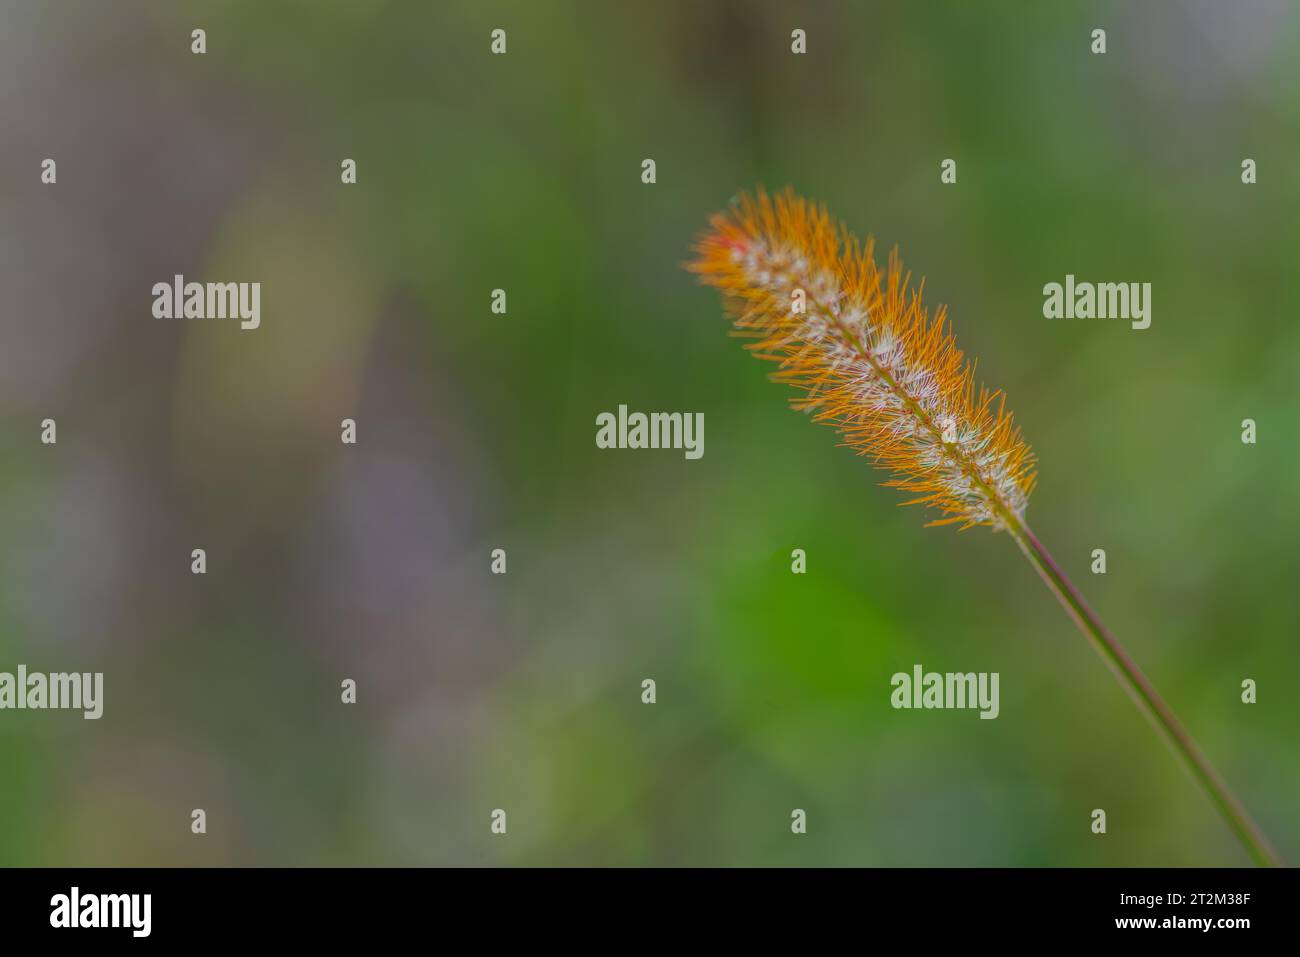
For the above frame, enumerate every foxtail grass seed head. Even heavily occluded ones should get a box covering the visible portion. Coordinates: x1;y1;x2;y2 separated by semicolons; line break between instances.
687;188;1036;530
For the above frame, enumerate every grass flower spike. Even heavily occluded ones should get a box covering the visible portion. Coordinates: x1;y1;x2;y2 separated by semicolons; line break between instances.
687;187;1281;867
688;187;1034;530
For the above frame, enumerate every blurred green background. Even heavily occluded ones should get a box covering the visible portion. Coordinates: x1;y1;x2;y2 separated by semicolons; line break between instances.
1;0;1297;866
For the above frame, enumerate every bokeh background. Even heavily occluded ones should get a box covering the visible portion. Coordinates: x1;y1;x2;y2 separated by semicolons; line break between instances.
1;0;1297;866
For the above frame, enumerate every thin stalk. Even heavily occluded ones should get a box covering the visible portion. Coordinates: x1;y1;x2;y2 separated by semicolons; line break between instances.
1003;515;1282;868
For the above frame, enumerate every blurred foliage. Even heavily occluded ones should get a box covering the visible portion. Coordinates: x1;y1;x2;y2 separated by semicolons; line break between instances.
1;0;1297;865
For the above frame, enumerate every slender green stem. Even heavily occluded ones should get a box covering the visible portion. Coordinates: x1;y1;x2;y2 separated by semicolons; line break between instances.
1003;515;1281;867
